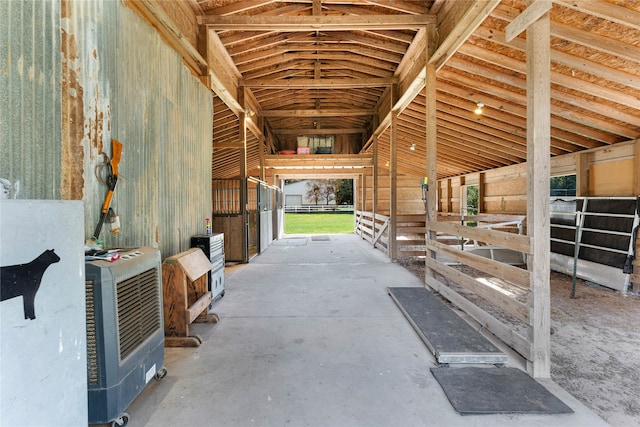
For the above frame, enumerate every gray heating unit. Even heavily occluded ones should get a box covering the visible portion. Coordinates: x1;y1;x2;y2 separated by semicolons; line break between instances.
85;247;167;426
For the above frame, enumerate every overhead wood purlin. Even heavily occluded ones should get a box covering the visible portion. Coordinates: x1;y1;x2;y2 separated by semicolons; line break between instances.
129;0;640;179
198;0;432;158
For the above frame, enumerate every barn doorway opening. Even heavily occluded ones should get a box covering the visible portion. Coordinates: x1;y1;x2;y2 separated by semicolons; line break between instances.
283;178;355;234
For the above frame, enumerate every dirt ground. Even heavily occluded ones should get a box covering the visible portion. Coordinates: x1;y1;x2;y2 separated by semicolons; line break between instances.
398;259;640;427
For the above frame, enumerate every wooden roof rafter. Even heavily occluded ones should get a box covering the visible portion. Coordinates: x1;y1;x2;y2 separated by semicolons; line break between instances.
198;14;435;31
130;0;640;180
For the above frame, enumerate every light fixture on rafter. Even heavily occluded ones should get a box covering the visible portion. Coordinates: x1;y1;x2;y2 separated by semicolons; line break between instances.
474;102;484;115
410;143;416;151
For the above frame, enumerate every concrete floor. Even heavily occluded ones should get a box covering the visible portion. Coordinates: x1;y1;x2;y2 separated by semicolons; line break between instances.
125;234;608;427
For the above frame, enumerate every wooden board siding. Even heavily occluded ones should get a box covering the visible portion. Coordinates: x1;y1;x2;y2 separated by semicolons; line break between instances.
439;141;640;217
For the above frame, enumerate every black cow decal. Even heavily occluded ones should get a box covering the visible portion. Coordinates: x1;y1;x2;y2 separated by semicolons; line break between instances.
1;249;61;320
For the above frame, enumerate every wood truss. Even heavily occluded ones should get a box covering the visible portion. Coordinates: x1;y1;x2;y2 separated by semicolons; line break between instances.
127;0;640;180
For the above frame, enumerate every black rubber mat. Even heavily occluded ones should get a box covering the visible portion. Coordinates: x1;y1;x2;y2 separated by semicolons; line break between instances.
388;287;506;364
431;367;574;415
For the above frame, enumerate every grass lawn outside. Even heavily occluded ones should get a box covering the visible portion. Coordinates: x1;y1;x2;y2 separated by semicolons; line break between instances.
285;212;355;234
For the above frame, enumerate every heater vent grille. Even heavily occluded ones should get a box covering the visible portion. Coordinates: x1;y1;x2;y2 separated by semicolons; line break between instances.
85;280;99;385
115;268;162;361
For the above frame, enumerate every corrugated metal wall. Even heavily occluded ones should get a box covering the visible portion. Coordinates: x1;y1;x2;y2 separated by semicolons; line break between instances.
5;0;213;258
1;0;62;199
67;0;213;257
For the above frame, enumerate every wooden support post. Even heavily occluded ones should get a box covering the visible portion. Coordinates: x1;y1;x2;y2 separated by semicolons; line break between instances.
239;89;249;263
259;116;265;181
197;25;209;77
459;176;466;217
390;109;398;261
478;172;485;214
373;135;379;220
361;173;367;215
634;139;640;196
576;152;590;197
446;179;453;213
425;62;438;279
525;1;551;379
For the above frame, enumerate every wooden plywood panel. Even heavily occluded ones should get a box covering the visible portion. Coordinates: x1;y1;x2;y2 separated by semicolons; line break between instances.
484;197;527;214
590;159;635;196
484;177;527;197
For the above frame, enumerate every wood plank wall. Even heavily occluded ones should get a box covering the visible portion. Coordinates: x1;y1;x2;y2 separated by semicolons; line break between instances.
363;174;425;215
438;140;639;215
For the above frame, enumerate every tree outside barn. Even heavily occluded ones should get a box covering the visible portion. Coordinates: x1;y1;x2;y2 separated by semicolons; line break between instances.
284;179;353;207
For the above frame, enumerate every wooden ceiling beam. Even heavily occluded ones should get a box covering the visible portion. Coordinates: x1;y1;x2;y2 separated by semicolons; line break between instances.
437;115;527;157
434;92;604;150
493;5;640;63
362;0;429;15
218;30;282;47
437;70;638;139
324;32;408;54
227;32;309;57
436;99;577;154
205;0;278;16
363;30;415;44
213;121;240;135
387;27;428;120
554;0;640;31
436;143;507;170
437;132;520;167
198;14;434;30
264;153;373;168
126;0;207;75
324;61;392;79
369;0;501;148
237;54;315;74
240;77;397;88
214;142;245;149
323;4;381;16
430;148;504;172
445;56;640;127
458;44;640;109
430;0;502;71
263;109;375;117
273;128;367;135
436;126;525;164
213;122;239;135
259;45;404;64
213;108;238;122
472;26;640;92
240;51;397;70
322;68;384;80
435;80;620;145
243;66;311;81
257;92;378;106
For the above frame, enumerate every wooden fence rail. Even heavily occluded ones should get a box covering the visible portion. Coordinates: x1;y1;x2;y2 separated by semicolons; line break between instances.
388;213;537;363
355;210;390;254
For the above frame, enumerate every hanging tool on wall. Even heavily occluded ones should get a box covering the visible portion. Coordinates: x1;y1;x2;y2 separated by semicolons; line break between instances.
92;139;123;241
